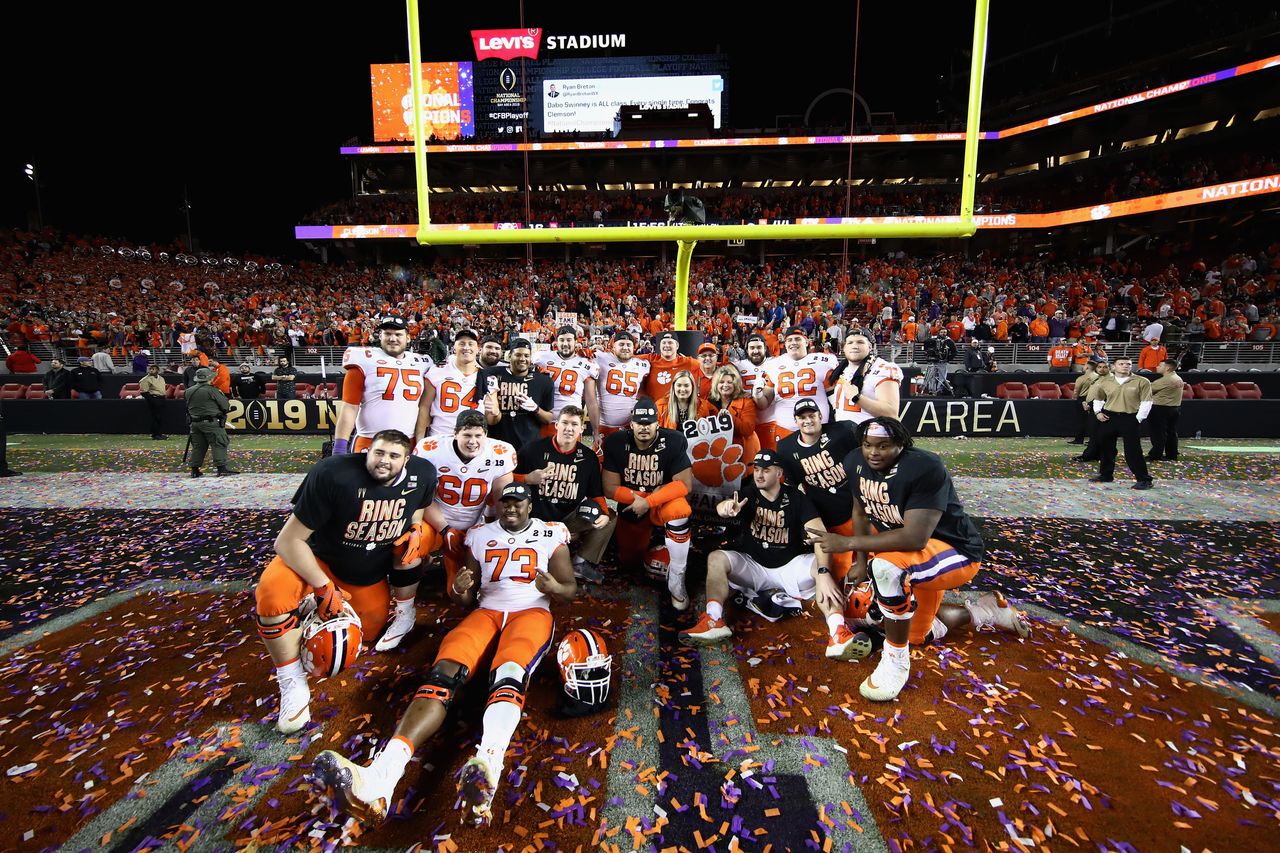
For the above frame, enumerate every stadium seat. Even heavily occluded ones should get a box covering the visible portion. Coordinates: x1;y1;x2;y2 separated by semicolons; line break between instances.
1193;381;1228;399
1182;383;1194;400
995;382;1030;400
25;384;47;400
1226;381;1262;400
266;382;277;399
1029;382;1062;399
1;383;27;400
118;383;142;399
1061;382;1076;400
165;383;177;399
294;382;313;398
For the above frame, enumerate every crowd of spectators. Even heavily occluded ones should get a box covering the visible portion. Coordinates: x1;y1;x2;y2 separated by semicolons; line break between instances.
3;228;1276;377
303;148;1278;226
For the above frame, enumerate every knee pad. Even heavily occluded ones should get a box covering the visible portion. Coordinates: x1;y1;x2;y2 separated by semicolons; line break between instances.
256;612;298;641
487;661;528;709
388;563;423;589
413;662;471;710
870;558;915;619
665;520;691;544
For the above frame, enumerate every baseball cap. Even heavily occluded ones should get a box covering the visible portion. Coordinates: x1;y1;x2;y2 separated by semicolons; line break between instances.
783;326;808;339
555;325;578;338
745;332;767;346
453;328;478;342
508;337;532;351
654;331;677;345
793;398;821;417
753;448;781;468
500;482;533;502
631;397;659;424
455;409;488;431
377;315;408;330
698;342;718;355
611;329;634;342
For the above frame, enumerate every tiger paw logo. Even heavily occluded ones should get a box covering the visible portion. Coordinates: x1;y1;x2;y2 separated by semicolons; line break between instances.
690;437;746;488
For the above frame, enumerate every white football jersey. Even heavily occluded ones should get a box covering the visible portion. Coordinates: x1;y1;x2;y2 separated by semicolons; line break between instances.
832;357;903;424
466;518;570;612
761;352;839;433
424;358;481;437
415;435;517;530
534;351;599;417
732;357;773;424
341;346;430;438
594;351;651;428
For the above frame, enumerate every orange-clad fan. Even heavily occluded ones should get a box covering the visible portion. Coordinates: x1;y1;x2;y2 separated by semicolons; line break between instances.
706;364;760;464
641;331;700;401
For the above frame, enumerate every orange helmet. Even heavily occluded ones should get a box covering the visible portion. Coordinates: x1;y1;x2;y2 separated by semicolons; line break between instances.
645;546;670;581
844;580;882;628
556;627;612;711
301;602;363;678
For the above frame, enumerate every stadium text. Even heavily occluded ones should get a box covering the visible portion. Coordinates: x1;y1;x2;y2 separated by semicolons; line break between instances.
545;33;626;50
899;399;1022;436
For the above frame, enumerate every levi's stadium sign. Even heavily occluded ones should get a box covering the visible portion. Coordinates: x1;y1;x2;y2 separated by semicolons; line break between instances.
471;28;543;61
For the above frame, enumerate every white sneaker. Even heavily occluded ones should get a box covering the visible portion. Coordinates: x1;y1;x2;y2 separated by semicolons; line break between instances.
966;591;1030;637
457;755;498;826
375;601;417;652
275;667;311;734
667;564;689;611
859;653;910;701
313;750;395;823
825;625;873;660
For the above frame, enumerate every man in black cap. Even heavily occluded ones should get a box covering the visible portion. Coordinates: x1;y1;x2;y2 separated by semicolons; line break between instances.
335;315;430;454
777;398;859;582
479;337;554;452
641;331;699;402
70;356;104;399
680;449;862;657
233;363;266;400
184;367;238;477
602;397;694;609
478;335;507;371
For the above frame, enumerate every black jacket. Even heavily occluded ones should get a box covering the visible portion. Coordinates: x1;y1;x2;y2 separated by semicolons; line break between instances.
45;367;72;398
964;347;989;372
69;366;103;393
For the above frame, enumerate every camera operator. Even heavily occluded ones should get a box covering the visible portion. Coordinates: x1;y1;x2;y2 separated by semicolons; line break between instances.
954;338;994;397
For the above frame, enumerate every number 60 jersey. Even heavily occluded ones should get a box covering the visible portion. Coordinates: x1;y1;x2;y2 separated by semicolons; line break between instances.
414;435;517;531
465;518;570;612
341;346;430;439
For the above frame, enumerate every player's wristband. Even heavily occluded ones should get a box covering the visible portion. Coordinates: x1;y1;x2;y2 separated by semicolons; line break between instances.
333;438;350;455
817;566;830;574
648;480;689;508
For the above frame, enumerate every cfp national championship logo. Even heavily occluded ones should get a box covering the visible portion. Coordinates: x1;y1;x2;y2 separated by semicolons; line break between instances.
225;399;339;433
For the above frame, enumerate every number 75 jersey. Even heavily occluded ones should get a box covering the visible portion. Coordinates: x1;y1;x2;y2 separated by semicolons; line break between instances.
465;518;570;612
341;346;429;438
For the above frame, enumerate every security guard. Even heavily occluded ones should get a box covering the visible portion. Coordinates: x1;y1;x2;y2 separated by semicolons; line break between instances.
1085;357;1152;489
185;367;239;478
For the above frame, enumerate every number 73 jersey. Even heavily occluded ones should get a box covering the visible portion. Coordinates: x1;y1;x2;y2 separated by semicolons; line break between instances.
465;518;570;612
341;346;429;438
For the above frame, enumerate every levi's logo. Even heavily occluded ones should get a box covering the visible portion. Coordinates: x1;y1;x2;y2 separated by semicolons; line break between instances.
472;28;542;61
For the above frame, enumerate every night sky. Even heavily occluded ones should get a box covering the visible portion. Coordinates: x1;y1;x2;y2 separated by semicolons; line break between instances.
4;1;1244;256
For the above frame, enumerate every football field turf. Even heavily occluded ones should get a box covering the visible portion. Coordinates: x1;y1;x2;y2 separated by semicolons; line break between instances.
0;434;1276;851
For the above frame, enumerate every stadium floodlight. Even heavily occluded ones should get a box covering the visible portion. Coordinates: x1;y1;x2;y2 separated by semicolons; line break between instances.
404;0;990;330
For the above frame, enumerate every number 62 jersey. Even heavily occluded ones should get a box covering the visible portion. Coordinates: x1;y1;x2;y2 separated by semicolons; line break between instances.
465;519;570;612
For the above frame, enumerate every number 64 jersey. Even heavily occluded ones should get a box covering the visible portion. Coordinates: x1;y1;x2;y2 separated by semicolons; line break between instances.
465;519;570;612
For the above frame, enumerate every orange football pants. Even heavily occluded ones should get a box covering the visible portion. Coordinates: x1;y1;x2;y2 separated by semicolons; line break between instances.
255;555;391;641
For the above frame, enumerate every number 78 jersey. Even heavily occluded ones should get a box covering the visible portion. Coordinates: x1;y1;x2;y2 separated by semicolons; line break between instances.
533;351;599;417
341;347;429;438
466;518;570;612
761;352;839;433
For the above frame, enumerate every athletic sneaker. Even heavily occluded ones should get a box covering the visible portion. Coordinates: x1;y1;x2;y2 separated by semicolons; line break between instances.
825;625;873;660
374;601;417;652
743;589;804;622
457;755;498;826
572;555;605;585
275;667;311;734
965;591;1030;637
667;564;689;611
679;613;732;646
859;653;911;702
313;750;395;823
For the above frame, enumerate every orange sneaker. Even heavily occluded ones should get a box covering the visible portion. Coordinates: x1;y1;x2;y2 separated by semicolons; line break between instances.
679;613;732;646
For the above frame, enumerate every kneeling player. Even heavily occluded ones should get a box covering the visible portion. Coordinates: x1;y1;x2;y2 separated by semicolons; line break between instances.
313;483;576;825
254;430;448;733
807;417;1028;702
679;449;865;658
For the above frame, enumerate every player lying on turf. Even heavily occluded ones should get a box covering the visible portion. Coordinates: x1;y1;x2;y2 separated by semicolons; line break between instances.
313;483;577;826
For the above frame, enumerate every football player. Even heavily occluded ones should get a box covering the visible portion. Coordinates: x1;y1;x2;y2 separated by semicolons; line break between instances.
831;328;902;424
313;483;576;826
641;331;700;402
254;430;450;733
680;449;865;658
601;398;694;609
480;337;554;451
533;326;601;438
753;326;839;443
333;316;429;454
732;333;775;451
414;409;516;604
478;334;507;370
415;329;482;443
593;330;651;447
806;417;1026;702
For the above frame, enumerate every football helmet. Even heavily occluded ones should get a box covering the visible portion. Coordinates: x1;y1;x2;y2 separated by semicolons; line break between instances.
301;601;363;678
844;580;884;629
556;628;612;715
644;546;670;581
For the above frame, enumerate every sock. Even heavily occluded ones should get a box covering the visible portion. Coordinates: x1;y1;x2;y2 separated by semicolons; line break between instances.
369;735;414;782
884;640;910;667
706;600;723;621
665;524;691;574
826;613;845;639
276;659;305;681
477;701;522;776
392;595;415;612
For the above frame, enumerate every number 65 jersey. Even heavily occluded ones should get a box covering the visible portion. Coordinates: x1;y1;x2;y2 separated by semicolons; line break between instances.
466;518;570;612
341;346;429;438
